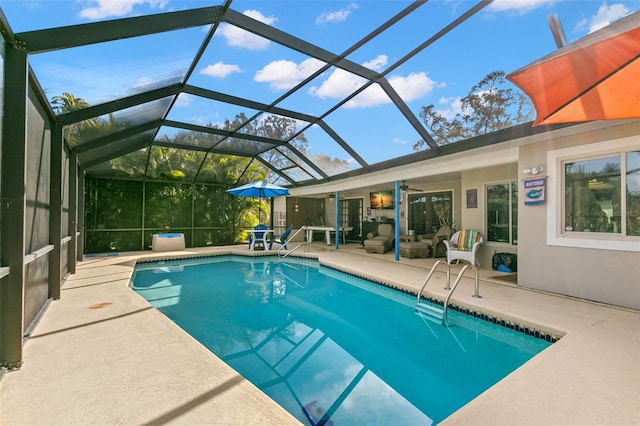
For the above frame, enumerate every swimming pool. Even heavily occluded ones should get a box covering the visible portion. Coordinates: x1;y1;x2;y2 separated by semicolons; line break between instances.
132;255;551;425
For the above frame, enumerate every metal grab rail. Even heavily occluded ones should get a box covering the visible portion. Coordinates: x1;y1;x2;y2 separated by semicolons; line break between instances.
278;226;309;258
415;260;445;306
442;264;481;327
442;265;469;327
416;260;482;327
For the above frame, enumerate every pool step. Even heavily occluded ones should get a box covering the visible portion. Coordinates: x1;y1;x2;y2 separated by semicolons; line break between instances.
416;302;444;319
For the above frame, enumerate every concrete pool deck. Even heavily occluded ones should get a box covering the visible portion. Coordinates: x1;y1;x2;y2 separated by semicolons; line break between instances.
1;244;638;425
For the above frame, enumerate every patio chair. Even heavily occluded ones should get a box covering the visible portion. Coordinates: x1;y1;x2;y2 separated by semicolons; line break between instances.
269;225;293;250
443;229;483;267
431;226;452;258
249;224;268;250
363;223;394;254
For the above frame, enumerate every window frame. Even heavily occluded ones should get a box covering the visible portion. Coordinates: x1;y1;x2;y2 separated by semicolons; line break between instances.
547;135;640;252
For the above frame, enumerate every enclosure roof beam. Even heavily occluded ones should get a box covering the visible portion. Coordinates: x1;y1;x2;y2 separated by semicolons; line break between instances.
81;139;151;169
16;6;225;53
56;84;182;125
376;0;494;151
223;8;382;82
73;119;164;154
164;120;287;147
182;85;320;124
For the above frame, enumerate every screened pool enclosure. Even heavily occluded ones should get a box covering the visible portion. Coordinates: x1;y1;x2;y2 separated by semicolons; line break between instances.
1;0;556;369
3;0;530;255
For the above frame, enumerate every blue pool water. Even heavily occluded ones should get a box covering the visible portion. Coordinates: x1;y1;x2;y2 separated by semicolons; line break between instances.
132;256;551;425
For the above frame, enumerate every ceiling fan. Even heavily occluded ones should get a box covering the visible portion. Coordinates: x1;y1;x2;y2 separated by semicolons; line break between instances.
400;180;423;192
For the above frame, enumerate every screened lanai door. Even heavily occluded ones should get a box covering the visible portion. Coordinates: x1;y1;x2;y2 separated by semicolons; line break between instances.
339;198;363;242
407;191;453;236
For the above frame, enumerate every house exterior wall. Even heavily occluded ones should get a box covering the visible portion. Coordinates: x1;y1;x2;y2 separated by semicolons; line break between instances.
461;164;519;268
518;122;640;309
287;122;639;309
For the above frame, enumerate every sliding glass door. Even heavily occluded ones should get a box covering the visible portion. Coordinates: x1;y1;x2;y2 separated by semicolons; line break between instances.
407;191;453;236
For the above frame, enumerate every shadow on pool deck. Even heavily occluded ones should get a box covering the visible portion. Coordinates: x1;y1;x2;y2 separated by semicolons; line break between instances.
1;244;638;425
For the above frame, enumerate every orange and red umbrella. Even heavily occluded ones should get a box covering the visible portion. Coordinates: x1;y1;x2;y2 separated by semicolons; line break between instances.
507;11;640;126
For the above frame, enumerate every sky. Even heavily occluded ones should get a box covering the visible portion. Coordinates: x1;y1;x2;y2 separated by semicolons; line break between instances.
1;0;638;172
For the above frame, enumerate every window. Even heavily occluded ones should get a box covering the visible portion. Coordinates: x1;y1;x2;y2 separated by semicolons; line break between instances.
486;181;518;244
547;136;640;252
339;198;363;240
564;151;639;236
627;151;640;237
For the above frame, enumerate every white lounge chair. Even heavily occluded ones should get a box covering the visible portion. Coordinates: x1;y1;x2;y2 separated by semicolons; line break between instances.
443;229;483;267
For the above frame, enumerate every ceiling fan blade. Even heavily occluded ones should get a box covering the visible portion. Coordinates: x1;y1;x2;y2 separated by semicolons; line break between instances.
401;181;423;192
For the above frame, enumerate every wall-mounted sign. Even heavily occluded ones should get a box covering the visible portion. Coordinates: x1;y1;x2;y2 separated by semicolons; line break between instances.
466;189;477;208
524;177;546;205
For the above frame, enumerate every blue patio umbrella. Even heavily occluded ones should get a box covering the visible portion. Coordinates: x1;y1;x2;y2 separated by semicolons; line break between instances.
226;181;289;223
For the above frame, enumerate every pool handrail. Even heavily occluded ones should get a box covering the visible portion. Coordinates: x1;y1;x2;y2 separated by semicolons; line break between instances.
416;260;446;305
279;226;309;258
416;260;481;327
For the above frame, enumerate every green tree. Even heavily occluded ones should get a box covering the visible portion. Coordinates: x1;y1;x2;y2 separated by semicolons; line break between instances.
310;153;351;176
220;112;309;172
413;71;534;150
52;92;100;145
51;92;90;114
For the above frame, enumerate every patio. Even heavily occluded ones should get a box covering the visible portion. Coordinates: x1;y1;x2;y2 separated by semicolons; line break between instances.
1;244;638;425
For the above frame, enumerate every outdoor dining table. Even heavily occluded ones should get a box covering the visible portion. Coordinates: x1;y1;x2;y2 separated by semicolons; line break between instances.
305;226;354;245
246;229;274;250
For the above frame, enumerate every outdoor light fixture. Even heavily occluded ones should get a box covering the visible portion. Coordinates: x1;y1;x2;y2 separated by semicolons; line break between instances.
328;193;336;203
294;198;299;213
522;165;544;175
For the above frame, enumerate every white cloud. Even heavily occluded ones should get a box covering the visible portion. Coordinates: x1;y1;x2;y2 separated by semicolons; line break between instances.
388;72;437;102
487;0;553;15
309;55;437;108
393;137;407;145
436;96;464;120
254;58;325;90
200;61;242;78
132;76;153;90
174;93;191;107
217;9;277;50
308;55;388;105
575;3;631;34
78;0;167;20
190;115;210;125
363;55;388;72
309;68;367;102
316;3;359;24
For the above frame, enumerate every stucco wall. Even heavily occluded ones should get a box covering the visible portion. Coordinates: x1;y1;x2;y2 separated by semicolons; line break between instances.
461;164;519;268
518;122;640;309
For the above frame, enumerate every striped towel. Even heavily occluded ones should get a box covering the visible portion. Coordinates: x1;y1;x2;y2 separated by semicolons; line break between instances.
457;229;480;251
